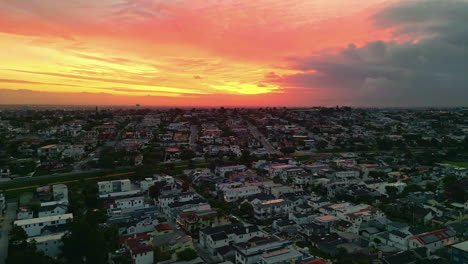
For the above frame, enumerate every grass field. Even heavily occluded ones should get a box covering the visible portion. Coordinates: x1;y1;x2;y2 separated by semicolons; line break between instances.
0;169;135;199
443;161;468;168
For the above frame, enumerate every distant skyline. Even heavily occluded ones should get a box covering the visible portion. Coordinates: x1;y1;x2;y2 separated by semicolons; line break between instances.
1;0;467;107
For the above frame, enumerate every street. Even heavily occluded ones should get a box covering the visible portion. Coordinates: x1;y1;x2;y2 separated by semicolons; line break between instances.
0;202;17;264
247;123;281;155
190;125;198;152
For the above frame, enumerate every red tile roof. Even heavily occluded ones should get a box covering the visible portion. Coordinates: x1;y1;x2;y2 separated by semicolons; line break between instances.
154;223;173;232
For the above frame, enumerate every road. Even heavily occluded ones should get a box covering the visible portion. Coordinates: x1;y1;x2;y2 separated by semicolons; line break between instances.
247;123;281;155
189;125;198;152
0;202;17;264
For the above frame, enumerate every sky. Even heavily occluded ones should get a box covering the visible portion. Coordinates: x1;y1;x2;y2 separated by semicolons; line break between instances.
1;0;467;107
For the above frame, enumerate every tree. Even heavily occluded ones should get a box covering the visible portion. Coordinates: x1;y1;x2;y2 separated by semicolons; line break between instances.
62;210;118;264
180;150;196;161
182;180;190;192
385;186;399;197
176;248;197;261
6;226;57;264
154;246;172;262
239;202;254;218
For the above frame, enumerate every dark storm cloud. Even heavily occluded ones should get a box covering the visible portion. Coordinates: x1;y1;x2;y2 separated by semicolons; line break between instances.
278;0;468;106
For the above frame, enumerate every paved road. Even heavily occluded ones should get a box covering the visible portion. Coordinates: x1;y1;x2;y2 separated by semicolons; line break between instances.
189;125;198;152
247;123;281;155
0;202;17;264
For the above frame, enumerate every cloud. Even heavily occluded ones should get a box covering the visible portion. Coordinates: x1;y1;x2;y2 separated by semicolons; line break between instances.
275;0;468;106
193;75;202;79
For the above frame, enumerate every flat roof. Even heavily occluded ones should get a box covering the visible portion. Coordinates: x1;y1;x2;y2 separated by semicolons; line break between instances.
14;213;73;226
27;232;66;243
452;241;468;252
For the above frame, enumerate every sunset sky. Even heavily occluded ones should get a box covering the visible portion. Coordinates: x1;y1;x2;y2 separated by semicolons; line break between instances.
1;0;467;107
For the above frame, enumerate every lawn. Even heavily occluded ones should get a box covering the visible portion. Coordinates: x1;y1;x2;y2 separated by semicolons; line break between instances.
0;168;135;199
443;161;468;168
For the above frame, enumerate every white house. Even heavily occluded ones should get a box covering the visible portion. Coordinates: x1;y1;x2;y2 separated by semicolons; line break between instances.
254;199;294;220
215;165;247;177
14;213;73;237
98;179;131;194
223;186;261;202
28;232;66;257
199;224;264;257
106;196;146;216
38;204;68;218
409;228;457;252
52;184;69;204
126;239;154;264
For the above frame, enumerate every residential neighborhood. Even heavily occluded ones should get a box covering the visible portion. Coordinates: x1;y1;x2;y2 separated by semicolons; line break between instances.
0;106;467;264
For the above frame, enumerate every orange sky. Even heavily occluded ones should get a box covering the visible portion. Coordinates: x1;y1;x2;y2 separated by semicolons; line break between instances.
0;0;400;106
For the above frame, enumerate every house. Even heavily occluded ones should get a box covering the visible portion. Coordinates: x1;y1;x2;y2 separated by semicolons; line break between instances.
408;228;457;252
98;179;132;194
177;207;227;233
223;186;261;202
52;184;68;204
27;232;66;257
17;207;34;220
126;238;154;264
0;168;10;178
106;196;146;216
254;199;294;220
199;224;264;257
215;165;247;177
38;204;67;218
234;236;313;264
113;216;159;236
14;213;73;237
451;241;468;264
37;145;61;157
61;145;85;160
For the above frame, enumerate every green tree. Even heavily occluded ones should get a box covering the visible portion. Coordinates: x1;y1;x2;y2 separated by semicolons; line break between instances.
62;210;118;264
239;202;254;218
176;248;197;261
180;150;196;161
385;186;399;197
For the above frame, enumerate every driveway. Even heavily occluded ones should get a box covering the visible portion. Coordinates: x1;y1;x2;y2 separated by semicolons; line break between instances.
0;202;17;264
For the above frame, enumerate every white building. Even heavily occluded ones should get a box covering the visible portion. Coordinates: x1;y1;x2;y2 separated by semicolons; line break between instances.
28;232;66;257
52;184;69;204
106;196;146;216
215;165;247;177
254;199;294;220
98;179;131;194
199;224;264;257
38;204;67;218
409;228;457;252
14;213;73;237
126;239;154;264
223;186;261;202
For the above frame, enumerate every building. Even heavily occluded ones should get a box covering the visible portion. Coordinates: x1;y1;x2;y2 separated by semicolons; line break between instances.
254;199;294;220
216;165;247;177
451;241;468;264
37;145;61;157
98;179;131;194
408;228;457;252
234;236;310;264
38;204;67;218
223;186;261;202
27;232;66;257
199;224;264;257
106;196;146;216
52;184;68;204
14;213;73;237
126;238;153;264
